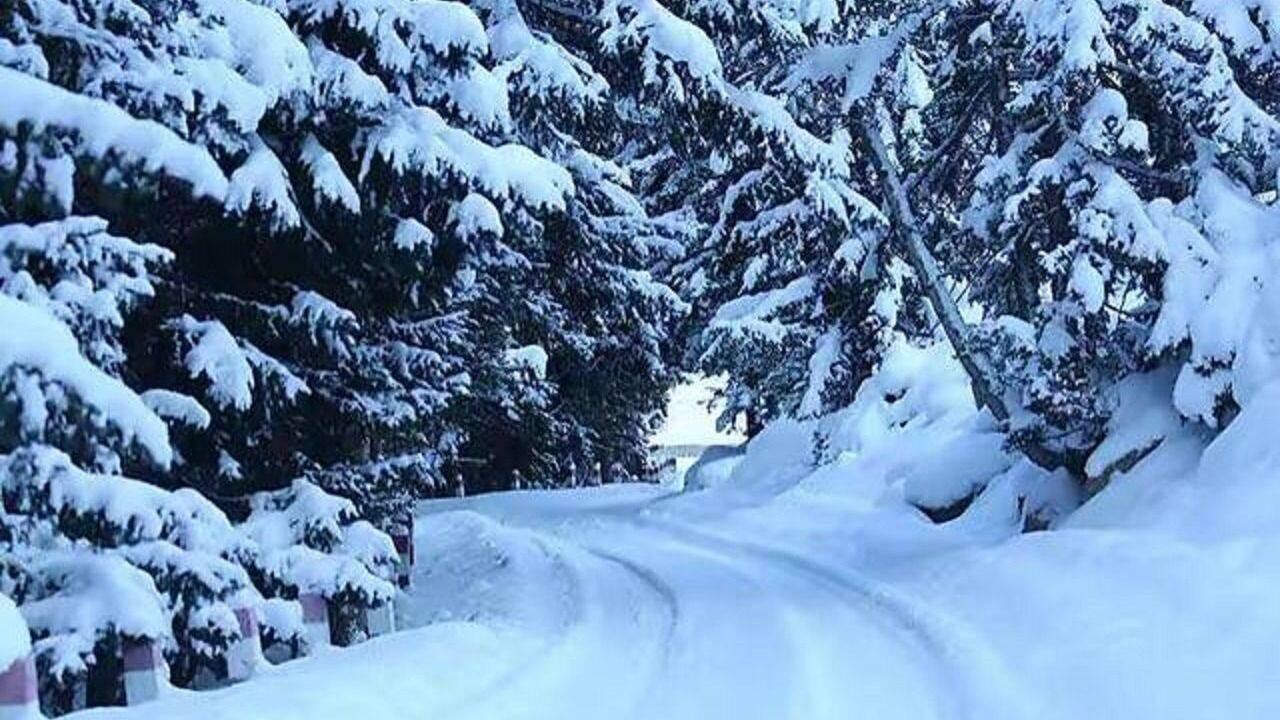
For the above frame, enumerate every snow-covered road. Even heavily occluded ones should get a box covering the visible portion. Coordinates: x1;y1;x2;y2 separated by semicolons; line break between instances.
83;484;1001;719
86;473;1280;720
432;487;956;720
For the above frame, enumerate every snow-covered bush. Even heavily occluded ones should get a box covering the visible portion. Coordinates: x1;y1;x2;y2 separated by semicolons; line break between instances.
2;443;396;709
16;552;169;709
241;480;397;645
1;445;395;707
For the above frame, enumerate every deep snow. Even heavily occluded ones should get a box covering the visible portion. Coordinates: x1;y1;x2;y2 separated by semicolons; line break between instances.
80;357;1280;719
82;467;1280;718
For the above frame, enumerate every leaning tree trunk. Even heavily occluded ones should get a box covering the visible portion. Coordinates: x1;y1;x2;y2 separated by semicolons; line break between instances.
859;121;1067;474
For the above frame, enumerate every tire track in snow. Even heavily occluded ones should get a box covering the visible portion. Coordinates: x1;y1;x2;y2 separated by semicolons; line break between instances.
425;532;587;719
581;547;680;658
599;523;948;720
435;488;1037;720
442;529;673;720
563;517;907;720
494;501;957;719
563;520;815;720
642;516;1041;720
577;547;684;720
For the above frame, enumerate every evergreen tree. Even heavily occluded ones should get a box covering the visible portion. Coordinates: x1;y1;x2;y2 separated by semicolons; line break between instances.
794;0;1280;482
455;0;686;488
587;0;926;432
1;1;401;709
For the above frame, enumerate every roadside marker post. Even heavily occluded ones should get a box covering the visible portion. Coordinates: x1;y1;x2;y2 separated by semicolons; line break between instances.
299;594;330;651
122;639;163;705
366;601;395;637
392;519;415;589
0;654;37;719
227;605;262;681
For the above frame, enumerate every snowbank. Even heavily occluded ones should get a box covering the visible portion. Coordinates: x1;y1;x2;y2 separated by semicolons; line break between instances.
667;338;1280;718
398;508;574;633
1071;378;1280;541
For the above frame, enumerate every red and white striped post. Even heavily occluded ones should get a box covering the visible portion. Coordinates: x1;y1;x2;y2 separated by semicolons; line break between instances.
299;594;330;651
0;654;37;720
122;638;163;705
392;519;414;589
365;601;395;638
227;605;262;681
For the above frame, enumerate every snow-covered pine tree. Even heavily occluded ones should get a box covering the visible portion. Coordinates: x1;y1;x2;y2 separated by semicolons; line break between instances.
690;85;927;429
794;0;1280;484
6;0;683;512
2;5;247;702
450;0;686;487
33;0;581;515
129;0;478;521
259;0;597;499
2;1;402;707
0;220;259;706
586;0;923;432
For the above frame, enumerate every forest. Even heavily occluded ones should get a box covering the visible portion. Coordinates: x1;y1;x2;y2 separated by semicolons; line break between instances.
2;0;1279;717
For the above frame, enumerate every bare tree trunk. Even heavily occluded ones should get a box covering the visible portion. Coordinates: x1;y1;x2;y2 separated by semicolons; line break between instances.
859;121;1066;473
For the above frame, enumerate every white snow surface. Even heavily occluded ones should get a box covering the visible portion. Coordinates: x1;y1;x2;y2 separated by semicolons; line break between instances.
141;389;212;430
503;344;547;379
168;315;255;412
87;346;1280;720
0;595;29;669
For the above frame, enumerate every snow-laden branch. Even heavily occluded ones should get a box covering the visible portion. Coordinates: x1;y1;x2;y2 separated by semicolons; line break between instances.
859;120;1067;473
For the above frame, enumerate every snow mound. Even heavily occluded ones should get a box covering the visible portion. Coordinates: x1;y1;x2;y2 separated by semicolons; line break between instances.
903;529;1280;720
700;341;1006;518
682;445;744;492
1072;379;1280;542
400;508;574;634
